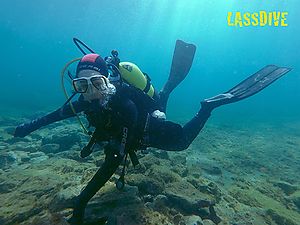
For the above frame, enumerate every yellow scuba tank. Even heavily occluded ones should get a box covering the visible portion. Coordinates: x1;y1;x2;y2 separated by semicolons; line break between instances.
118;62;155;98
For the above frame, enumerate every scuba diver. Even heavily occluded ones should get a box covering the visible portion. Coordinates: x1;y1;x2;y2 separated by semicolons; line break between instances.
13;39;291;225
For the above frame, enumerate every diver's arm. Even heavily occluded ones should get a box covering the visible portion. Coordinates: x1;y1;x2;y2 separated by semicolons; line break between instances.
14;100;89;138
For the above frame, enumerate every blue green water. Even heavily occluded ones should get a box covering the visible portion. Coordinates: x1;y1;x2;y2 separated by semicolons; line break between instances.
1;0;299;124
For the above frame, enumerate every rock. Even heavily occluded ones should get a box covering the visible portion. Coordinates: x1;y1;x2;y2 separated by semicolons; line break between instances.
293;196;300;209
140;154;161;169
187;165;202;179
201;164;222;176
188;178;222;201
27;212;68;225
55;148;83;161
164;181;220;222
29;152;49;163
13;142;38;153
152;194;168;210
29;151;46;158
170;154;187;166
137;177;165;195
266;209;298;225
173;213;183;225
142;194;154;203
290;191;300;210
30;155;49;163
0;150;32;168
40;144;60;154
0;143;8;150
183;215;204;225
203;219;215;225
83;184;143;220
5;137;32;144
171;164;189;177
0;181;17;193
273;181;298;195
2;205;43;225
147;166;181;184
165;192;213;215
152;150;169;160
41;129;81;151
208;205;221;224
0;151;18;168
18;151;30;160
49;185;82;212
189;157;222;176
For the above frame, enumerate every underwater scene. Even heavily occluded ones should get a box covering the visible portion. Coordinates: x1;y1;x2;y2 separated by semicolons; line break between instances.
1;0;300;224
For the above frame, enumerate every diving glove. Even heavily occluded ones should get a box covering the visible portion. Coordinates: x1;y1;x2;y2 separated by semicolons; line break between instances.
14;118;46;138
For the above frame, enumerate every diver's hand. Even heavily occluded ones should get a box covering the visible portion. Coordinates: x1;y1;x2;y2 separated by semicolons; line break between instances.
151;110;166;120
14;123;33;138
14;117;45;138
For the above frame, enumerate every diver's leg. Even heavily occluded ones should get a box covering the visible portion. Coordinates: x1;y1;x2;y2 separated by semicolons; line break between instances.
68;151;122;225
148;107;211;151
181;107;212;147
148;66;291;151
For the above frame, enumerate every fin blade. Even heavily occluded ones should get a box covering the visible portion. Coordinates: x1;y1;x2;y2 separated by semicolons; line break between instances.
235;66;291;99
228;65;279;95
168;40;196;90
159;40;196;112
203;65;292;108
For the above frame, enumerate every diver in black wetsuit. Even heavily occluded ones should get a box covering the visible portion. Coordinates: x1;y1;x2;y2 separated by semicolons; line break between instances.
14;43;291;224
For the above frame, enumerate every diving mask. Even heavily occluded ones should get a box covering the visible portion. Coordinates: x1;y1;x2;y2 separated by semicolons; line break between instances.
73;75;109;93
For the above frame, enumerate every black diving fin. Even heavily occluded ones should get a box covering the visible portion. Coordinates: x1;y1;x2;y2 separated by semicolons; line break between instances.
201;65;292;110
159;39;196;112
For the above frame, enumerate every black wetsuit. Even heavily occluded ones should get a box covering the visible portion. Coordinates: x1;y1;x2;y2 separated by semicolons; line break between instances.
14;84;211;223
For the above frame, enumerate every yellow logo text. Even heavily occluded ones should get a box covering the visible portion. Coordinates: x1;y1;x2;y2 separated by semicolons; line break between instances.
227;11;288;27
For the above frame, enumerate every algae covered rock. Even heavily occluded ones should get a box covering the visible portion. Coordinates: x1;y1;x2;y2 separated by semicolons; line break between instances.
0;151;18;168
169;153;187;166
152;194;168;211
164;181;215;215
140;154;161;169
40;143;60;154
0;180;17;193
202;219;215;225
266;208;298;225
13;142;39;153
183;215;204;225
137;177;165;195
187;177;222;202
151;149;169;160
0;142;8;150
290;191;300;210
273;180;298;195
49;185;83;212
147;166;181;184
0;150;31;168
29;151;49;163
41;127;82;151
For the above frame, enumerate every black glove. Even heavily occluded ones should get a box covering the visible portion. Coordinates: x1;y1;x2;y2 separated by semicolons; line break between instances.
14;118;46;138
14;123;33;138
